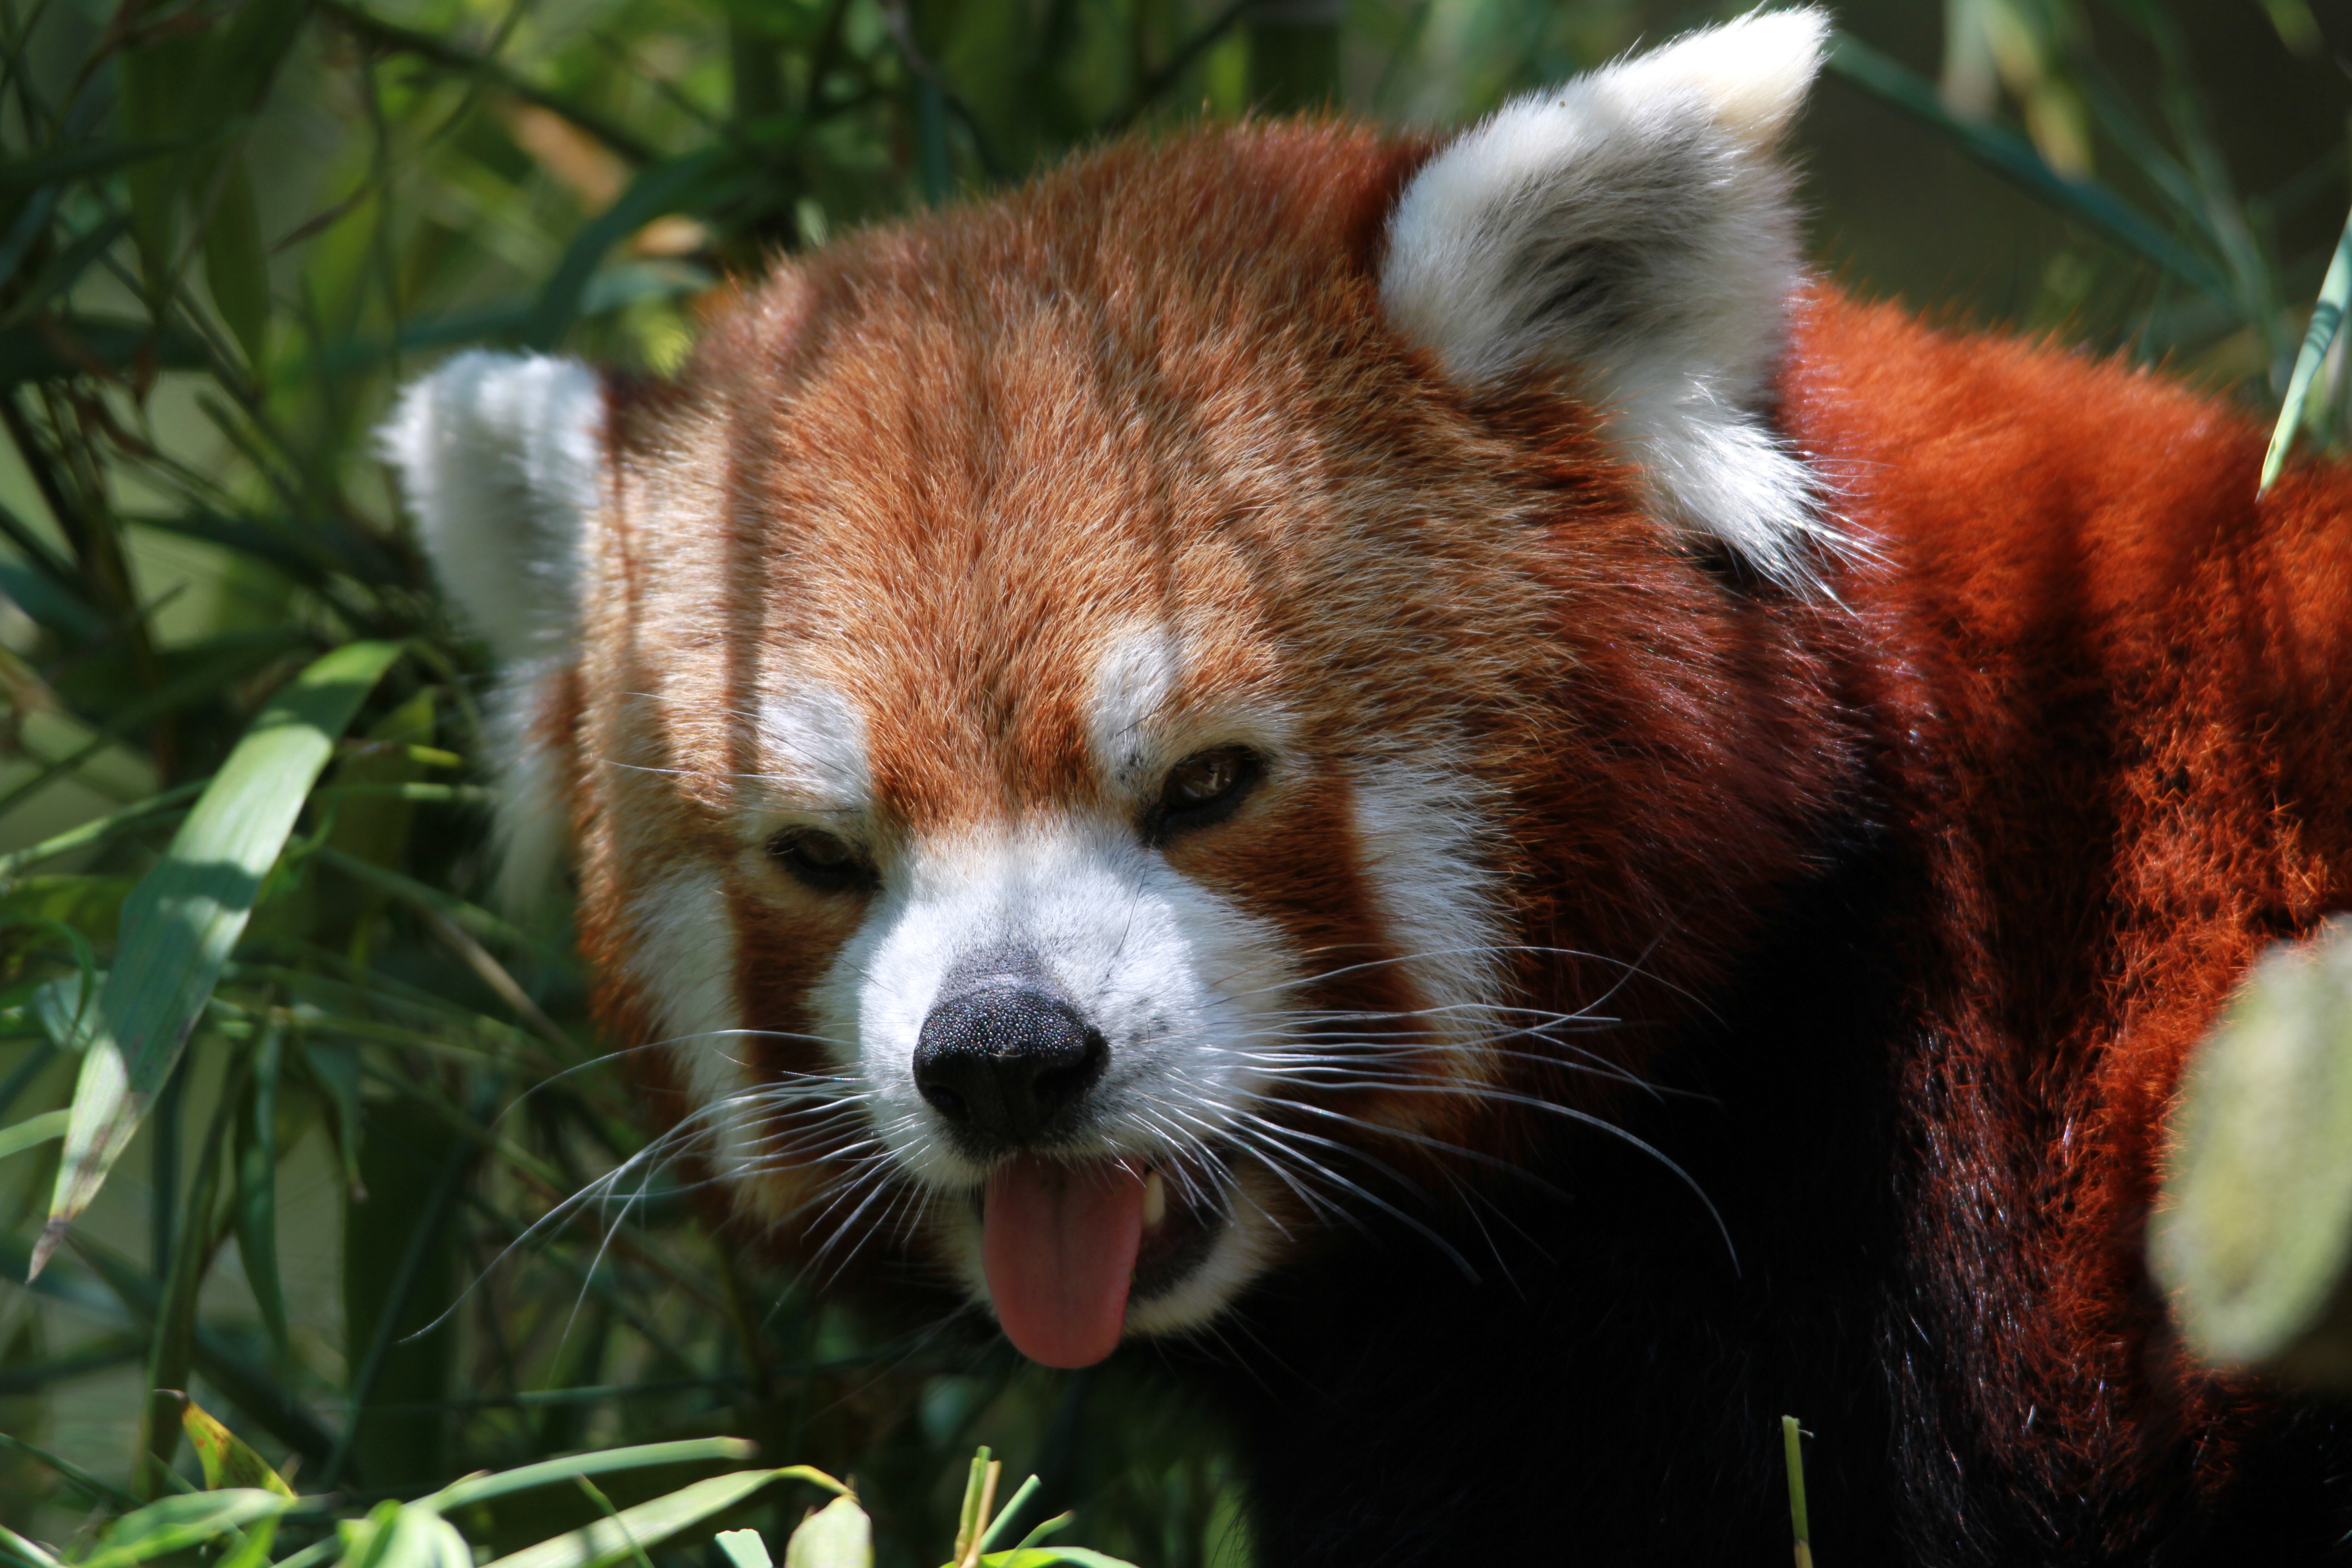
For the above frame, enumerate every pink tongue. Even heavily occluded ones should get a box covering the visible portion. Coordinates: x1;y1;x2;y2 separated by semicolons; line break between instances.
983;1156;1146;1369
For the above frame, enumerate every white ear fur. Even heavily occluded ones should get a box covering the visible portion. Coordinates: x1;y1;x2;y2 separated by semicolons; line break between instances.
379;350;605;664
1380;8;1836;588
380;350;607;910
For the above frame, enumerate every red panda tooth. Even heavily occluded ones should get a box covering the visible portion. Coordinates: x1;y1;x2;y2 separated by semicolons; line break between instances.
1142;1169;1167;1230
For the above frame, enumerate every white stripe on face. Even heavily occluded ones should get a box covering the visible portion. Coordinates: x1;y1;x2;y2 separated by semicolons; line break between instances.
1346;755;1508;1060
757;685;872;807
1088;624;1186;793
627;864;759;1191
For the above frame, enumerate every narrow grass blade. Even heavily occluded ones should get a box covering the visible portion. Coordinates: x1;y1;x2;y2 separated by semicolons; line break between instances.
0;1429;140;1508
481;1470;808;1568
34;639;403;1276
0;1108;66;1161
0;780;206;879
1824;31;2232;308
1784;1416;1813;1568
976;1476;1041;1553
420;1439;772;1512
2261;200;2352;495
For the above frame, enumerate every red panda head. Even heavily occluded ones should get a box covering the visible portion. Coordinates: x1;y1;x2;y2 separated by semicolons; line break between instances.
383;10;1839;1369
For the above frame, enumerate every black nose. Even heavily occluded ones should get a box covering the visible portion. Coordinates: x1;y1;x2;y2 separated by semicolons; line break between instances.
914;984;1108;1147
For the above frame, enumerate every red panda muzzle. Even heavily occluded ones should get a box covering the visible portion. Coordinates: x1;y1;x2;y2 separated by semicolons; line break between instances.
983;1154;1147;1368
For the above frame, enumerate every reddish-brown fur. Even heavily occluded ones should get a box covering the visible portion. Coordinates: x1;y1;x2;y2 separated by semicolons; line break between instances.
539;123;2352;1560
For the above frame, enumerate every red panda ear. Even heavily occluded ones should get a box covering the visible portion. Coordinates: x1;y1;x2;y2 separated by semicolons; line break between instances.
380;350;607;909
379;351;606;666
1379;8;1836;588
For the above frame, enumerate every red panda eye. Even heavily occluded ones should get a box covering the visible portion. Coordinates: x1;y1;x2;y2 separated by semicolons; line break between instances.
767;827;870;892
1153;746;1259;840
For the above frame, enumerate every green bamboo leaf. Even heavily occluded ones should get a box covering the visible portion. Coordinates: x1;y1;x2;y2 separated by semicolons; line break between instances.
32;639;404;1279
235;1024;290;1366
482;1470;815;1568
0;1108;65;1161
785;1496;870;1568
0;782;206;880
975;1553;1140;1568
421;1439;771;1512
199;152;270;372
181;1396;296;1496
2260;201;2352;496
715;1531;774;1568
78;1490;292;1568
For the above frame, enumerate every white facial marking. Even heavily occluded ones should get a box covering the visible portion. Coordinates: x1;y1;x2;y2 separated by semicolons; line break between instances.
1088;624;1186;789
627;866;760;1197
1348;755;1508;1061
757;686;872;807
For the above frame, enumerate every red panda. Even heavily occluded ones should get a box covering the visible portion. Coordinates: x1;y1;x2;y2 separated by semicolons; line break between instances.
382;10;2352;1562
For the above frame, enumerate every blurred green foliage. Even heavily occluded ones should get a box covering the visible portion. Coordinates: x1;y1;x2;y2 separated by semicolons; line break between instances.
0;0;2342;1559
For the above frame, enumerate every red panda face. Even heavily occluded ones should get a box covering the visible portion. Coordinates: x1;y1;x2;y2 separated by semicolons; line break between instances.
384;10;1836;1367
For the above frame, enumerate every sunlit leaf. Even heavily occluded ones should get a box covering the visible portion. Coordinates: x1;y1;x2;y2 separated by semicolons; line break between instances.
786;1496;870;1568
421;1440;771;1513
34;640;403;1276
483;1470;818;1568
2261;201;2352;495
181;1396;297;1496
715;1530;774;1568
78;1490;293;1568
